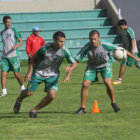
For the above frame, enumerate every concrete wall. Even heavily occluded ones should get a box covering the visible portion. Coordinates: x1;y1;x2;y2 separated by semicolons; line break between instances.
113;0;140;40
100;0;122;25
97;0;125;45
0;0;96;13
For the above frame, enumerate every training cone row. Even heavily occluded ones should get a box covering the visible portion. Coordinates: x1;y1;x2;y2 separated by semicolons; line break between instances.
92;100;99;113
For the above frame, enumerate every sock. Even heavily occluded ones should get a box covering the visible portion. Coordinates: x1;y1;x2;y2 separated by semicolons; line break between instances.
30;109;37;113
138;63;140;69
21;85;25;91
2;89;7;94
118;78;122;81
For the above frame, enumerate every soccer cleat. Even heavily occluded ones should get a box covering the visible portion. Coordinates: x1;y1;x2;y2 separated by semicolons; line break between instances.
13;100;21;114
111;103;120;112
112;80;122;85
74;107;86;114
29;110;37;118
0;93;7;98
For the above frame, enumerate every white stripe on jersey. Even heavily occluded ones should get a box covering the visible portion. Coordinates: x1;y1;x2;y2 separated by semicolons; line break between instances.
101;42;117;49
76;43;89;59
127;27;135;39
63;47;75;63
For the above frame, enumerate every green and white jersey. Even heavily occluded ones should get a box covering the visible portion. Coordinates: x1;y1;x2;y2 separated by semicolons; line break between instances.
1;28;21;58
33;43;75;78
125;27;138;53
76;41;117;69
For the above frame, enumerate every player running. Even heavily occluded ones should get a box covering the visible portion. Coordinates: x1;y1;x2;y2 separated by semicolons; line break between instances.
64;30;140;114
13;31;77;118
0;16;25;97
112;19;140;85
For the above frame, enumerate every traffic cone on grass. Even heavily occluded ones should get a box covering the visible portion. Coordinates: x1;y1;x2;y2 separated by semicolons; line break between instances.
92;100;99;113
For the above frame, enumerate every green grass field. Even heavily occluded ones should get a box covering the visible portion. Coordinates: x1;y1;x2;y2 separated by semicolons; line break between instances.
0;61;140;140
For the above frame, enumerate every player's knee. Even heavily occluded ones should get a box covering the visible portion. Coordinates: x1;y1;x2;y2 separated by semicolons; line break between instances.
50;93;56;99
83;81;90;88
14;72;19;76
2;71;7;77
27;91;34;96
135;63;140;69
104;78;111;86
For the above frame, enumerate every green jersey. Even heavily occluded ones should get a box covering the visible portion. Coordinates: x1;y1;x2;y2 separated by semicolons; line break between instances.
76;41;117;69
33;43;75;78
1;28;21;58
125;27;138;53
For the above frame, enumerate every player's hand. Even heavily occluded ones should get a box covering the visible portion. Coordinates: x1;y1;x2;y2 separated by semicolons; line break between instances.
64;66;72;72
136;57;140;62
24;72;32;82
12;46;17;50
62;76;70;84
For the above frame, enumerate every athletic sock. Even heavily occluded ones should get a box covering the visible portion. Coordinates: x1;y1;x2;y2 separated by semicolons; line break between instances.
138;63;140;69
2;88;7;95
21;85;25;91
118;78;122;82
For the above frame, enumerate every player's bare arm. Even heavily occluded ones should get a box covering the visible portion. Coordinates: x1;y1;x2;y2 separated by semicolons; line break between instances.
62;61;78;84
126;50;140;62
12;38;23;50
131;39;135;55
64;61;78;72
24;56;35;82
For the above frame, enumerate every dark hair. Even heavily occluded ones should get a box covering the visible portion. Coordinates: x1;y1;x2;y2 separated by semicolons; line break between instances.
117;19;127;26
89;30;100;37
53;31;65;40
3;16;11;23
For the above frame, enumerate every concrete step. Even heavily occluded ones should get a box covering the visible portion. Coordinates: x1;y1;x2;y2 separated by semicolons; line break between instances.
0;9;107;21
0;17;112;30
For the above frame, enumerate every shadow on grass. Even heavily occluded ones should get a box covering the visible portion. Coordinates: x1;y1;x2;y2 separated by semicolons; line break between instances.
61;82;104;85
0;111;73;118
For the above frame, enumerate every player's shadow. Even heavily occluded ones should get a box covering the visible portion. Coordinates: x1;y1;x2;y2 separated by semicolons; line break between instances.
39;111;72;114
0;111;72;118
64;82;104;85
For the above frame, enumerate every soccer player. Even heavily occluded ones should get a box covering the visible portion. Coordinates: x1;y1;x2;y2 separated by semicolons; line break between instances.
0;16;25;97
112;19;140;84
26;27;45;63
13;31;77;118
63;30;140;114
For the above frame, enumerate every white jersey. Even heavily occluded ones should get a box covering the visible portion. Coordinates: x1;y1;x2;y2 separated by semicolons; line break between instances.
1;28;21;58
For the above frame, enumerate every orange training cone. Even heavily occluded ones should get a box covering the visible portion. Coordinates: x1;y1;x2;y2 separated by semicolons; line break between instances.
92;100;99;113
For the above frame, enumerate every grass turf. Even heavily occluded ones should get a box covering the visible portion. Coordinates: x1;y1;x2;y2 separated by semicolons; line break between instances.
0;61;140;140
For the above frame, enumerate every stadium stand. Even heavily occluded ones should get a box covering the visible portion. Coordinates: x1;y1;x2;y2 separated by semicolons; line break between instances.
0;0;122;60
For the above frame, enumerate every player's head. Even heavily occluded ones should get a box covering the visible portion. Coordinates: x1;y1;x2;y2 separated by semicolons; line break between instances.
117;19;127;30
3;16;11;29
32;27;40;36
89;30;100;47
53;31;66;49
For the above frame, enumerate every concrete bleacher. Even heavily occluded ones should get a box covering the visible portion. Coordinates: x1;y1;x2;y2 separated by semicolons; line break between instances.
0;9;121;60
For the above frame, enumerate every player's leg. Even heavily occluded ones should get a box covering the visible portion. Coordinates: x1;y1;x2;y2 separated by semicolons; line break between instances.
29;89;56;118
104;78;115;103
104;78;120;112
81;80;92;108
13;89;34;114
1;71;7;91
134;53;140;68
9;57;25;91
29;76;58;118
0;58;9;97
32;90;56;111
74;80;92;114
75;69;96;114
13;74;40;114
101;64;120;112
14;72;25;91
118;64;125;79
112;59;126;85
